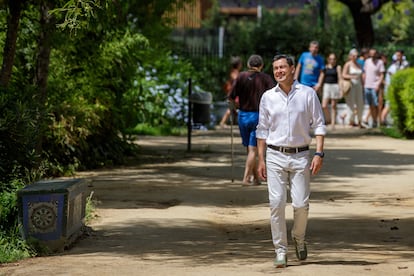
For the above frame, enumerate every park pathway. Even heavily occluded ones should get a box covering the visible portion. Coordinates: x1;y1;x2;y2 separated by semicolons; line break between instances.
1;126;414;276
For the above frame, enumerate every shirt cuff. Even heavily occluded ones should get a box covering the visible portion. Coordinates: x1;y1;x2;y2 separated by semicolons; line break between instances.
313;125;327;136
256;129;269;139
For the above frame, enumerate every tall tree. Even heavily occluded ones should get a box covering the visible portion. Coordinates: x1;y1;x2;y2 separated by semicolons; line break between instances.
35;0;55;104
337;0;391;47
0;0;23;87
34;0;56;155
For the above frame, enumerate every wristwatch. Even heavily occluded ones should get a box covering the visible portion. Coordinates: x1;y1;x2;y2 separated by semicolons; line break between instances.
314;152;325;158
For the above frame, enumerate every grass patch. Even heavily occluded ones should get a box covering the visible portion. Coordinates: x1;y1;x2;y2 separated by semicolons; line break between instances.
85;191;98;224
0;228;35;263
380;125;405;139
125;123;187;136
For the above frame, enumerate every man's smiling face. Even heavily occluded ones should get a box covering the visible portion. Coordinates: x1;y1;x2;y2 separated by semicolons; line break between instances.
273;58;294;85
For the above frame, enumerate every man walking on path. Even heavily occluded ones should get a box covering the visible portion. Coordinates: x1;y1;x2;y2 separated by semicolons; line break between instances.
229;54;275;185
295;41;325;96
363;48;385;128
257;54;326;268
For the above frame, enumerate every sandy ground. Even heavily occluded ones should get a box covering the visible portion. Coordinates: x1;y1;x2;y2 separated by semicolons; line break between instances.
1;126;414;276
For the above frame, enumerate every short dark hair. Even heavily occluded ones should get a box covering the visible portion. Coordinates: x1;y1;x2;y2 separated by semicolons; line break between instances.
360;47;369;56
310;40;319;47
273;54;295;67
247;54;263;68
230;56;242;69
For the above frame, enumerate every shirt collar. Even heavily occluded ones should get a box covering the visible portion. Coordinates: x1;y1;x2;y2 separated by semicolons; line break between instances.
275;80;300;94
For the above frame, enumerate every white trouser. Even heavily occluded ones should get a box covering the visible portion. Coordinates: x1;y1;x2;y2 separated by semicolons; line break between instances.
266;148;310;255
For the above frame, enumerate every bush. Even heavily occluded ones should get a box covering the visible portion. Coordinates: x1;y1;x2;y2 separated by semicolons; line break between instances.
0;186;20;231
387;68;414;139
0;180;35;263
0;89;43;186
0;228;35;263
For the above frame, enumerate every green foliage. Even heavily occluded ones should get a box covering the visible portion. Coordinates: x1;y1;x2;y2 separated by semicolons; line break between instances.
0;89;42;186
41;0;198;170
380;125;404;139
50;0;101;32
0;179;35;263
47;29;195;165
125;50;195;128
0;228;35;263
0;183;21;230
0;0;199;176
372;0;414;44
85;191;97;224
186;56;228;102
0;0;199;264
222;5;355;60
387;68;414;139
126;123;187;136
332;0;414;47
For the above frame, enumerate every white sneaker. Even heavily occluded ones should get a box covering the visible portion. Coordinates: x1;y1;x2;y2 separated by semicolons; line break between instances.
274;253;287;268
361;121;370;129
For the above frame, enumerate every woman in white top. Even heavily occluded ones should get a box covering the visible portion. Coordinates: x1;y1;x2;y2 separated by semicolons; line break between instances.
342;49;365;128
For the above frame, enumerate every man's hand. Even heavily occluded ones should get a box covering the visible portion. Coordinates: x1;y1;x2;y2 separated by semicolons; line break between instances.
257;139;267;181
257;160;267;181
310;156;323;175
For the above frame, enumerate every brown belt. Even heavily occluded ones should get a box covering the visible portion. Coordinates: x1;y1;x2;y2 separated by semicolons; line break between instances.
267;145;309;154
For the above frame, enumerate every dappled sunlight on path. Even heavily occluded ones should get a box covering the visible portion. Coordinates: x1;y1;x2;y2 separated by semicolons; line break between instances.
2;127;414;276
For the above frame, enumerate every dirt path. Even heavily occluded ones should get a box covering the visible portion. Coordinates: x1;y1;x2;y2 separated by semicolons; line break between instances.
1;127;414;276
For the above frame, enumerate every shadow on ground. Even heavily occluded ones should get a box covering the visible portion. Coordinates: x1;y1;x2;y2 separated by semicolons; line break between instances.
67;129;414;266
67;216;414;265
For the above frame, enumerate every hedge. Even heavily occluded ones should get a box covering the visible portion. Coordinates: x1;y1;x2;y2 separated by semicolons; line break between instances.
387;68;414;139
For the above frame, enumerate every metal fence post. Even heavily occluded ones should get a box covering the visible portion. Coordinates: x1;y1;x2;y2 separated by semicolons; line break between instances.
187;78;192;152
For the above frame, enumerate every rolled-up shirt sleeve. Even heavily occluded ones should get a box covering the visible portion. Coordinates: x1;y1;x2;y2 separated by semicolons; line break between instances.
309;90;327;136
256;92;270;140
313;124;326;136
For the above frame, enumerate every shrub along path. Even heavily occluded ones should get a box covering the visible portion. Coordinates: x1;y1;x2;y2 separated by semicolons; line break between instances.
1;126;414;276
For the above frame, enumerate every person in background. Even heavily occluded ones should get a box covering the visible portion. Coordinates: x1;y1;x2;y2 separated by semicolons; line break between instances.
362;52;387;127
357;48;369;69
321;53;342;129
392;50;408;64
219;56;242;128
257;54;326;268
381;50;409;126
354;48;368;124
229;54;274;185
295;41;325;96
377;52;388;123
342;49;365;128
362;48;385;128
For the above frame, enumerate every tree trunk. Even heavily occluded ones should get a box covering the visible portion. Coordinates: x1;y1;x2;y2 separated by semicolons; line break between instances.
0;0;23;87
349;4;374;48
34;0;55;155
35;1;54;104
338;0;391;48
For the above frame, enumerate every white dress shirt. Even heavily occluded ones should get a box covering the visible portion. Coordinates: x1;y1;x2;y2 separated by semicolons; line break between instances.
256;81;326;147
